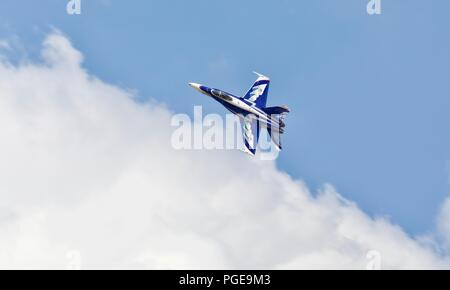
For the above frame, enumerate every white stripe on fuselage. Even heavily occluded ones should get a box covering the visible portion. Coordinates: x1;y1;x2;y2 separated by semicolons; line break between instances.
215;94;278;127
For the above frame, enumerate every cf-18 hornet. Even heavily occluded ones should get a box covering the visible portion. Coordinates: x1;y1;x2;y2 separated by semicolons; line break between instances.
189;72;290;155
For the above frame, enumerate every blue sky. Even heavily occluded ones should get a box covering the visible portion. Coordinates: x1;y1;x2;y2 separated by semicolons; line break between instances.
1;0;449;236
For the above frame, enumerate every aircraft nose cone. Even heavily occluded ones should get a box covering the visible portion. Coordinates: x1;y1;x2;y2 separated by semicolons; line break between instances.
188;82;205;94
188;82;201;89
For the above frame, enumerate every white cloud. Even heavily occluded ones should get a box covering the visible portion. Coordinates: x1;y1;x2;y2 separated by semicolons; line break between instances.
438;198;450;248
0;40;10;50
0;32;449;269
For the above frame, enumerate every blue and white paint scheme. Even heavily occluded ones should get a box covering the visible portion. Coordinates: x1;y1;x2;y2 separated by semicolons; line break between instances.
189;72;290;156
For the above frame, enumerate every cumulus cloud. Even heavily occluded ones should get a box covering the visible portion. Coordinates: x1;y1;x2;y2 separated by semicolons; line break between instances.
0;32;449;269
438;198;450;248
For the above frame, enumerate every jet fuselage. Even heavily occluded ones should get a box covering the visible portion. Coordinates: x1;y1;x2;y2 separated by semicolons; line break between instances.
189;83;284;132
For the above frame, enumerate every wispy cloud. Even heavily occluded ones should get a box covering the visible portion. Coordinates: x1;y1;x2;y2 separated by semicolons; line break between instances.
0;40;10;50
0;32;449;269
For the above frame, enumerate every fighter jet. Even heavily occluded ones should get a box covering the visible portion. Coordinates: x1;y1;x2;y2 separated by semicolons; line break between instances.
189;72;290;155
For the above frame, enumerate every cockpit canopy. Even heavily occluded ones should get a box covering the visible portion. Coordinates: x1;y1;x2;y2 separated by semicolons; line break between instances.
211;89;233;101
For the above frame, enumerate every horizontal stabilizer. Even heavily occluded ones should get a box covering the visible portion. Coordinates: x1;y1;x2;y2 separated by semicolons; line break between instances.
262;106;290;115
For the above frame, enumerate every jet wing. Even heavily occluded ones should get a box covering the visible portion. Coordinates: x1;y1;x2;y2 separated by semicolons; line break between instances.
241;115;260;156
267;127;282;151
